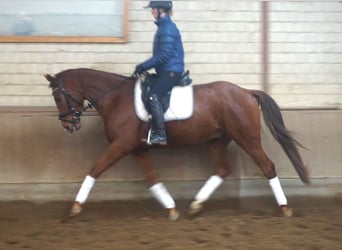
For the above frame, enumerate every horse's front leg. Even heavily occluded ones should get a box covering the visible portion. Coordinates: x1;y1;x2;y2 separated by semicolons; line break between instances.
68;143;129;219
133;148;180;221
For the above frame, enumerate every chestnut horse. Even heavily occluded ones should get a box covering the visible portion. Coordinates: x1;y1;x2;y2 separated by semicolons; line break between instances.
45;68;309;221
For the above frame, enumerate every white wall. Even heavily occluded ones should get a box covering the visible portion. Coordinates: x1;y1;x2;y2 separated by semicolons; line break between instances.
269;1;342;108
0;0;341;108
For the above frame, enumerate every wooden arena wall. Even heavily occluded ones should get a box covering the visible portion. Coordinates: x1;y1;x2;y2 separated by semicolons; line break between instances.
0;109;340;201
0;1;341;200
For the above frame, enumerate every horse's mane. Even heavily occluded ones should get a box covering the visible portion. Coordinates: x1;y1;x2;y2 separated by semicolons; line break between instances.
55;68;132;81
47;68;133;90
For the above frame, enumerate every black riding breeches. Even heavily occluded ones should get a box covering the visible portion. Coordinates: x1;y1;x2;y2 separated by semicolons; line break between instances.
148;71;183;98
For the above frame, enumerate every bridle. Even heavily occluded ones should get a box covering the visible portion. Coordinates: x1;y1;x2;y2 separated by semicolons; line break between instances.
51;76;131;130
52;79;93;129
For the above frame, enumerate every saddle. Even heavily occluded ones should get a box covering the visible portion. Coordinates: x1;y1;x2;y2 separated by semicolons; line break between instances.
141;71;192;114
134;71;194;122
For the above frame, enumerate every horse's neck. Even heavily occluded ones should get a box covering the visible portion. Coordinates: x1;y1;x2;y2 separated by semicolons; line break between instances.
83;75;134;113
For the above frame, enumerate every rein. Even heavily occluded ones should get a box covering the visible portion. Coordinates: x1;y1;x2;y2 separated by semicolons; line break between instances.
90;78;131;107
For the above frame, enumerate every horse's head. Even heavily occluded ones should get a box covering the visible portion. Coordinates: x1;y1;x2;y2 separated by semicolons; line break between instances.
45;73;84;133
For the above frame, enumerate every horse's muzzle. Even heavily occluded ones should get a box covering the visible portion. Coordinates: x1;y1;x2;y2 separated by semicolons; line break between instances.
61;120;81;134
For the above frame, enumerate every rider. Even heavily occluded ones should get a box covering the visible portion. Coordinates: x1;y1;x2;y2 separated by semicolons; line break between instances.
134;1;185;145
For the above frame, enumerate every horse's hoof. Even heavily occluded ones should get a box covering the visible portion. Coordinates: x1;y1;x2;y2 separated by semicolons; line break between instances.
69;202;82;217
280;205;293;217
168;208;180;221
187;200;204;218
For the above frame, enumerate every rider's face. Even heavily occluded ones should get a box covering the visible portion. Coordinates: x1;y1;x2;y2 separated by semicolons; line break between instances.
151;8;159;19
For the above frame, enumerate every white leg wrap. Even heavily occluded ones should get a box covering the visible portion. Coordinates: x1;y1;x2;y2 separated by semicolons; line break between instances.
269;176;287;206
149;183;175;209
75;175;96;204
195;175;224;203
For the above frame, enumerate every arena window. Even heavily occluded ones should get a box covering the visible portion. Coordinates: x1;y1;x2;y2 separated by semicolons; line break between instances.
0;0;128;43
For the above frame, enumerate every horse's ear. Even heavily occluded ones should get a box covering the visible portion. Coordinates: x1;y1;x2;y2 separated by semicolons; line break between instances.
45;74;55;83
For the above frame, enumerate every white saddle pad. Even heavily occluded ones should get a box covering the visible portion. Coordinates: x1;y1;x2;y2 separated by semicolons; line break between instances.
134;79;194;122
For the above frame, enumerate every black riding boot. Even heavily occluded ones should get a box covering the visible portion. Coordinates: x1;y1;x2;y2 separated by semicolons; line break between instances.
148;94;167;145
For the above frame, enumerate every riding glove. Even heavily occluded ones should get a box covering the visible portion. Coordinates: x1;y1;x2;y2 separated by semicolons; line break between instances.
134;64;145;75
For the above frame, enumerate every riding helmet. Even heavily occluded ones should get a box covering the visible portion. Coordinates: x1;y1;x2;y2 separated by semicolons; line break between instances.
145;1;173;11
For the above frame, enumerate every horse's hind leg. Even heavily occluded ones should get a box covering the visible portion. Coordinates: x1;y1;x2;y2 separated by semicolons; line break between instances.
188;138;231;216
237;138;293;217
132;148;179;221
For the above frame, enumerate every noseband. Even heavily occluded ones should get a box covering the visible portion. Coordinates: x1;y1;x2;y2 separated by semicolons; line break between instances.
52;80;93;127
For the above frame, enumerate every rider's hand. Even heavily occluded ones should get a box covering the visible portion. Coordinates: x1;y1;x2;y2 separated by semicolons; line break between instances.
134;64;145;75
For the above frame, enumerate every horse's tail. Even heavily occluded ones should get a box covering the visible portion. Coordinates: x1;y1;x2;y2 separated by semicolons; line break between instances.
252;90;310;184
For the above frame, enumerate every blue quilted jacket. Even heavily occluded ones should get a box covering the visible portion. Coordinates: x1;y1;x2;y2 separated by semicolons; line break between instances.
141;15;184;74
